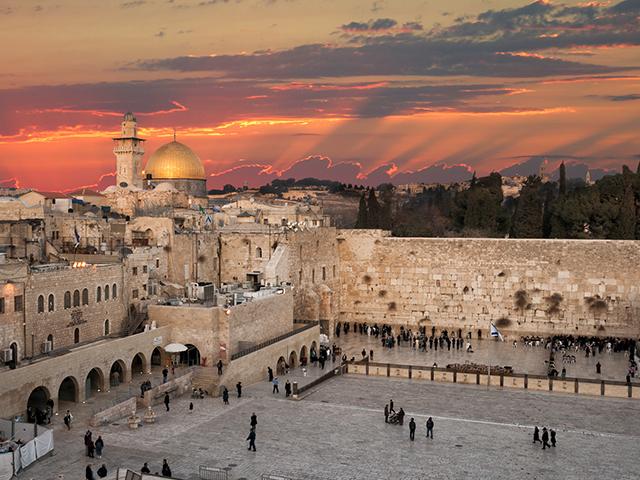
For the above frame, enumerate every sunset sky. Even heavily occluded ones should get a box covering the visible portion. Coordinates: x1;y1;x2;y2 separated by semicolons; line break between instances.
1;0;639;190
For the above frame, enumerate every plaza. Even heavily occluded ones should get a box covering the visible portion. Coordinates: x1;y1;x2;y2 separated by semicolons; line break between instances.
19;365;640;480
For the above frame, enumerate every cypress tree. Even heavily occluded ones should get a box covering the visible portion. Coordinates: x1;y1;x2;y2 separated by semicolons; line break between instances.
559;162;566;196
367;188;381;229
510;176;544;238
617;185;636;239
355;193;368;228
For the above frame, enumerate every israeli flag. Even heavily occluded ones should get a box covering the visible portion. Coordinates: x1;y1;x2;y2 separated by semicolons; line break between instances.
73;227;81;248
490;323;504;341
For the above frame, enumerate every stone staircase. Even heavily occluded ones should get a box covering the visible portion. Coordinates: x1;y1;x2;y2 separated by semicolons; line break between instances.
191;366;222;395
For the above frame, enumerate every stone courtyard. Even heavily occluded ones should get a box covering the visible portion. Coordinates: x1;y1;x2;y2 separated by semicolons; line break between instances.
20;368;640;480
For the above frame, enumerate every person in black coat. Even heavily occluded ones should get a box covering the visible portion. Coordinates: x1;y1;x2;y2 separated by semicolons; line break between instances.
550;429;557;447
250;413;257;429
533;426;541;443
222;387;229;405
97;464;108;478
267;366;274;382
236;382;242;398
541;427;551;449
426;417;434;439
141;463;151;473
164;393;170;412
247;428;257;451
162;459;172;477
86;465;95;480
409;418;416;441
384;404;389;423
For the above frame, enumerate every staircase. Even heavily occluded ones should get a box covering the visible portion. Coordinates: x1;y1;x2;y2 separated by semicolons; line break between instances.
191;366;221;395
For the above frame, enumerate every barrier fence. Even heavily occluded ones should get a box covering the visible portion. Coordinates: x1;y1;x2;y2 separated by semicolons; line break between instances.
347;360;638;399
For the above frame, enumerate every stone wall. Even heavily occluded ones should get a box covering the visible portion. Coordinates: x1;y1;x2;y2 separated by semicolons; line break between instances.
89;397;137;427
337;230;640;337
142;370;193;407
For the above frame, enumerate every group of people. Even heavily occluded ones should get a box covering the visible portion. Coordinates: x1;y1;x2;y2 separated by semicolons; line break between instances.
533;426;557;450
383;400;436;442
139;459;172;477
83;430;107;479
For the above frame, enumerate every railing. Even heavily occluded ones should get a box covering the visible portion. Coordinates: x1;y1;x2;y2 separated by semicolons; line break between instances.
348;360;638;399
199;465;228;480
231;322;318;360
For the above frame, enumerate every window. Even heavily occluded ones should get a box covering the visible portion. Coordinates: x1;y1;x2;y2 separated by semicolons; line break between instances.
132;267;138;276
256;247;263;258
74;328;80;344
37;295;45;313
73;290;80;307
143;265;148;274
132;289;139;299
104;319;110;336
0;297;5;314
14;295;23;312
105;285;110;300
64;291;71;309
96;286;101;303
48;294;55;312
82;288;89;305
322;267;326;281
156;259;160;268
312;269;315;283
112;284;117;299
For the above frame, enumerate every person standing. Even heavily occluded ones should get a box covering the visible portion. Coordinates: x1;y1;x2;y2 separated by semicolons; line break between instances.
384;404;389;423
369;349;374;360
398;408;405;426
97;464;108;478
189;402;194;413
250;413;257;430
162;367;168;383
84;430;93;456
236;382;242;398
87;439;95;458
85;465;95;480
247;427;257;452
596;362;601;374
389;399;395;414
64;410;73;430
550;429;557;447
409;418;416;441
533;426;541;443
94;436;104;459
162;459;172;477
164;393;170;412
541;427;550;450
267;366;273;382
217;360;224;375
222;387;229;405
426;417;434;439
272;377;279;394
285;380;292;397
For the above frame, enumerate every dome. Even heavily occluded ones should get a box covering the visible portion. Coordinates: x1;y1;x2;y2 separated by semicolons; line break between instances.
144;141;206;180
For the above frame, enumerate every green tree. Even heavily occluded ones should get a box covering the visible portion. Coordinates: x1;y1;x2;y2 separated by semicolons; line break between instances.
355;193;368;228
559;162;567;196
511;176;544;238
617;185;636;239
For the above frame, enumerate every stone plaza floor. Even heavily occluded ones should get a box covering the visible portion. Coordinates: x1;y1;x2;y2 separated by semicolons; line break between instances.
334;334;636;382
20;365;640;480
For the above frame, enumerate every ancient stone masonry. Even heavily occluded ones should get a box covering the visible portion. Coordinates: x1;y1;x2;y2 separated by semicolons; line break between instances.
337;230;640;337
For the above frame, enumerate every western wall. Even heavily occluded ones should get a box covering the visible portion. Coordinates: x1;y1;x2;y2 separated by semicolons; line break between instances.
335;230;640;337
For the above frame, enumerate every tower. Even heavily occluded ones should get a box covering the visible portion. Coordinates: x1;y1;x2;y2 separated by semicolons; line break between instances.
113;112;145;189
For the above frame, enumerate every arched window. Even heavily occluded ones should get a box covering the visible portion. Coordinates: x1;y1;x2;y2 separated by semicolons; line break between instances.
64;291;71;309
47;334;53;350
105;285;110;301
37;295;45;313
73;328;80;344
82;288;89;305
96;286;101;303
73;290;80;307
256;247;263;258
112;284;117;299
48;294;55;312
322;266;326;281
104;319;110;336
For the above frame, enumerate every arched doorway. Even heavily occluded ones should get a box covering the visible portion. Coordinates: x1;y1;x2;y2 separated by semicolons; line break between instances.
58;376;79;403
276;356;286;375
131;353;146;378
85;368;104;398
9;342;18;367
289;350;297;369
110;360;126;387
27;386;50;423
74;328;80;344
179;344;201;367
300;345;308;366
151;347;164;367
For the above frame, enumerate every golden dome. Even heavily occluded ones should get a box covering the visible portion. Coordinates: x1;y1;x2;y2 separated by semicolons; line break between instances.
144;141;206;180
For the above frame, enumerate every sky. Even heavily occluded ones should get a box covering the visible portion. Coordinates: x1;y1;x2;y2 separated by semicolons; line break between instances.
0;0;639;191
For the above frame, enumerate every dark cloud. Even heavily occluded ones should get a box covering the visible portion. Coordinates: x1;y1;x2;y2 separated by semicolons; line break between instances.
134;1;638;79
607;94;640;101
121;0;146;8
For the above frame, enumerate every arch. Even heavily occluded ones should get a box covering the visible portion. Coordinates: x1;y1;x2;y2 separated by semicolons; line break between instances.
109;360;126;386
104;319;110;336
131;352;147;378
179;344;201;367
27;386;50;423
47;334;53;350
276;356;287;375
82;288;89;305
74;328;80;344
73;289;80;307
58;376;79;403
104;284;110;300
37;295;45;313
85;368;104;397
288;350;297;369
48;293;55;312
9;342;18;364
300;345;308;366
64;291;71;309
112;283;117;299
151;346;165;366
96;286;102;302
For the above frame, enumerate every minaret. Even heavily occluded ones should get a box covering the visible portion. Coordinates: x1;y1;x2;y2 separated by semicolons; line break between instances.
113;112;145;188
